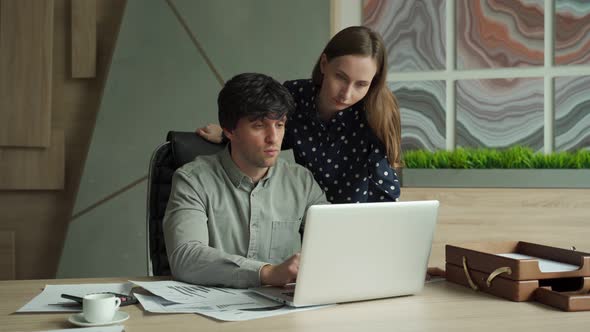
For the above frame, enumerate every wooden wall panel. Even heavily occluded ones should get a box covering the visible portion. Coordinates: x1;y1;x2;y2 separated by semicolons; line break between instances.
71;0;96;78
0;231;16;280
401;188;590;268
0;191;68;280
0;130;65;190
0;0;54;147
0;0;126;279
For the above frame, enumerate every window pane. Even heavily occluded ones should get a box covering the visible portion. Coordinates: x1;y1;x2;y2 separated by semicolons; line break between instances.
457;0;544;69
555;0;590;65
363;0;446;72
456;78;544;149
389;81;446;151
555;76;590;151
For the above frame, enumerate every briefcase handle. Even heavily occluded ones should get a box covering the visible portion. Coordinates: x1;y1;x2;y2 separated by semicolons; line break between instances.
462;256;512;290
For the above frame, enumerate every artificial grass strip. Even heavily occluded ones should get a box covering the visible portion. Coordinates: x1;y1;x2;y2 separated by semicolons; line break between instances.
403;147;590;169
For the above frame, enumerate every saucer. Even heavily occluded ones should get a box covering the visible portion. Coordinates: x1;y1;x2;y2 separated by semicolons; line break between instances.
68;311;129;327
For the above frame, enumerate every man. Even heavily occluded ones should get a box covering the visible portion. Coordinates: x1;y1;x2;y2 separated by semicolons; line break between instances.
163;73;328;288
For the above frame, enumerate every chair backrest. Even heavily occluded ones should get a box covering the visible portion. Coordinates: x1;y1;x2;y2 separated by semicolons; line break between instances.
146;131;224;276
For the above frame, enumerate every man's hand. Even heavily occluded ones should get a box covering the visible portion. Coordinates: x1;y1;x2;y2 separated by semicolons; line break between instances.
196;124;223;143
260;253;300;286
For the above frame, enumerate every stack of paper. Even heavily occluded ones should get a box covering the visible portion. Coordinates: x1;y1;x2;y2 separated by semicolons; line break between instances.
129;280;329;321
16;280;329;322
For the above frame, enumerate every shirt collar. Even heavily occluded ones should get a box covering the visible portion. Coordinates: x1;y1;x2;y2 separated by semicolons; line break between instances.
220;145;274;188
307;86;362;126
317;105;358;130
260;162;275;187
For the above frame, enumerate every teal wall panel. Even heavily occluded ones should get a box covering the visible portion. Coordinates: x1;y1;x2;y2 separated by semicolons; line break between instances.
57;185;146;278
72;0;221;216
58;0;330;277
173;0;330;82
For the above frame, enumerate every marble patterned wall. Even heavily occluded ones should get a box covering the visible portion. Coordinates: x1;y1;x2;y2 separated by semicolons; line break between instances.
555;0;590;65
363;0;590;154
456;78;544;149
363;0;446;72
457;0;544;69
555;76;590;151
389;81;446;151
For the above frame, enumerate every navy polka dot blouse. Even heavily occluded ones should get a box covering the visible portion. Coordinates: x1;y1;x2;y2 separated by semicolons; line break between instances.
283;79;401;204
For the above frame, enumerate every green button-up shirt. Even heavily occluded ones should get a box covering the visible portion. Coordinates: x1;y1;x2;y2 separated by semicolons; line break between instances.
163;146;328;288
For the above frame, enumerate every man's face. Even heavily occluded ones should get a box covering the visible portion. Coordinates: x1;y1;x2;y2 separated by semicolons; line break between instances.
225;115;286;173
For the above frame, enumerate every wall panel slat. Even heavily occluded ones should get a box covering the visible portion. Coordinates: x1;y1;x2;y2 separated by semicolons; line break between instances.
0;130;65;190
71;0;96;78
0;0;54;147
0;231;16;280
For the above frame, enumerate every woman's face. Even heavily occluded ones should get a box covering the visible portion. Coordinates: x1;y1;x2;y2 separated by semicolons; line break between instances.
318;54;377;115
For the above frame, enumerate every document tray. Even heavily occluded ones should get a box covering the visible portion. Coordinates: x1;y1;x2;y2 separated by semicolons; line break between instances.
445;241;590;311
446;263;590;303
446;241;590;281
535;286;590;312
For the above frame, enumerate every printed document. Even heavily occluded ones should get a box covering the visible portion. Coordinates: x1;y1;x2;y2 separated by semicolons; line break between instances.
130;280;331;321
129;280;263;304
134;292;326;321
17;282;134;313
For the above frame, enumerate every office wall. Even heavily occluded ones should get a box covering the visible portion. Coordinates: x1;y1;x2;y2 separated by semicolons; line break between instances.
2;0;584;280
57;0;330;278
364;0;590;153
0;0;126;280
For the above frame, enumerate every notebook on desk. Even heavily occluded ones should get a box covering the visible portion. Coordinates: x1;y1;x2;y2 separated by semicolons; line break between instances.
251;200;440;307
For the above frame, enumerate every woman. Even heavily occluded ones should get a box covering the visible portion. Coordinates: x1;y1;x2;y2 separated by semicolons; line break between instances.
198;26;402;204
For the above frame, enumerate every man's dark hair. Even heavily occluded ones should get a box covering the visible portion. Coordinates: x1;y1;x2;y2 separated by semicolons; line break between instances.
218;73;295;130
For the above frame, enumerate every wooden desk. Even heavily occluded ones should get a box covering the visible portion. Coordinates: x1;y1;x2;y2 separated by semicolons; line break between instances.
1;277;588;332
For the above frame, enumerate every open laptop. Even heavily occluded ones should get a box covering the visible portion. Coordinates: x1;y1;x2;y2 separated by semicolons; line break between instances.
251;200;439;307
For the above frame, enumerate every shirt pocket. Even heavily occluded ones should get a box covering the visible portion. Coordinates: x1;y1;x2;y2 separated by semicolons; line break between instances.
269;219;302;262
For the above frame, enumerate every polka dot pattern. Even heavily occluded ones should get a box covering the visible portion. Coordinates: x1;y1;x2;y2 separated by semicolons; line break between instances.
282;79;401;203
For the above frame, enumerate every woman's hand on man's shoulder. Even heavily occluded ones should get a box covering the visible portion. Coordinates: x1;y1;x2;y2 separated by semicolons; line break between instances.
196;124;223;143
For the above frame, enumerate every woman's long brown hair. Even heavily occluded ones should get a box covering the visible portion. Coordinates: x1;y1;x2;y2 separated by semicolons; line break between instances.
311;26;402;168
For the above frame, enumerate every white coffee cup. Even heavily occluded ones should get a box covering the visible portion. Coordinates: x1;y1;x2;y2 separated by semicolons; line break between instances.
82;293;121;323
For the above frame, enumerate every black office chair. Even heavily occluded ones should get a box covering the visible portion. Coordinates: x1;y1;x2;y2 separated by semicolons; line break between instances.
146;131;224;276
